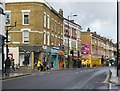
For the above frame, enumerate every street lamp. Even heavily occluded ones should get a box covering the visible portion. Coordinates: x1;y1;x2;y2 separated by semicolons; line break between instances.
0;7;5;74
117;0;119;77
67;14;77;68
5;22;17;60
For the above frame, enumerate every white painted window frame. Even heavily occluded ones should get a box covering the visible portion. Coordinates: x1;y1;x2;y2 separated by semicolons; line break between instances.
47;15;50;29
44;12;46;28
5;11;11;26
58;23;60;34
55;20;57;33
51;18;54;31
61;24;63;35
47;32;50;45
43;30;46;45
22;10;30;25
21;28;31;44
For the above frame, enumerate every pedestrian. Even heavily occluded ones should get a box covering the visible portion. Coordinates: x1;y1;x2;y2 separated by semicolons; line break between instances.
11;59;15;71
4;57;11;75
106;58;109;66
46;64;49;70
43;61;47;71
101;55;104;66
37;60;41;71
62;63;64;68
84;59;87;67
40;62;43;71
81;59;84;68
34;58;38;69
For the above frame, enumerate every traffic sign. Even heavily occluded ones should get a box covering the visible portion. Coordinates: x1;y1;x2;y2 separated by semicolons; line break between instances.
61;45;64;50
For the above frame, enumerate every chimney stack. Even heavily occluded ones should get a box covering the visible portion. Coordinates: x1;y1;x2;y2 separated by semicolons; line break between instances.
87;28;90;32
59;9;63;16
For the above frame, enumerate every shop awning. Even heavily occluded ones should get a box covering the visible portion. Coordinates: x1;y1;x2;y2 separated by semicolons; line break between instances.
19;46;43;52
68;56;81;59
43;47;50;53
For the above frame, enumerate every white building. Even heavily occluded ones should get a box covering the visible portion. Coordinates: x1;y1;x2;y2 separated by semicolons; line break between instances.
63;18;82;58
0;0;5;70
0;0;5;35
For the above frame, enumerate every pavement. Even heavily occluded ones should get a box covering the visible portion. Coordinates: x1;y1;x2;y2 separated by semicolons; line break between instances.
109;67;120;90
0;68;38;80
0;68;79;80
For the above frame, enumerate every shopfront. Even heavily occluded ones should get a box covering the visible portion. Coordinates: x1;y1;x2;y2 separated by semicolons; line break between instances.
50;47;59;70
19;46;42;68
81;43;91;67
58;50;65;70
91;53;101;67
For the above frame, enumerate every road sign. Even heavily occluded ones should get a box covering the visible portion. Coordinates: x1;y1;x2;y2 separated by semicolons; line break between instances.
61;45;64;50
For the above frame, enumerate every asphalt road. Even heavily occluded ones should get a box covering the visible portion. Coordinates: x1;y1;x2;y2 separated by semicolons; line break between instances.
2;67;111;89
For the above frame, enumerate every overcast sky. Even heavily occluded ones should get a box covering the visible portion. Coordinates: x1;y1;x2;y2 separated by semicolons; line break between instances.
46;0;117;43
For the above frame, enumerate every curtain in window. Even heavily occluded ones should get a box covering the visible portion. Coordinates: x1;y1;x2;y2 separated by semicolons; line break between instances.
23;30;29;42
24;12;29;24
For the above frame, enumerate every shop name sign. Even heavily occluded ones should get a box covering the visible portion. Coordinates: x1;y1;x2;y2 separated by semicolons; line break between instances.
81;44;90;52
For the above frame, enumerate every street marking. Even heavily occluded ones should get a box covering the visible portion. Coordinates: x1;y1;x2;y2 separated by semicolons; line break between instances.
75;72;78;74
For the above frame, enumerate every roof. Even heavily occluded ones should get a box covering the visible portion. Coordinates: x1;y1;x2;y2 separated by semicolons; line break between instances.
5;0;51;9
5;0;63;19
81;31;116;45
64;18;81;28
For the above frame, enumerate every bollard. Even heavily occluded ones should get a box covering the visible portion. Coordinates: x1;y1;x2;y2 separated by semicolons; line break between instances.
109;82;112;90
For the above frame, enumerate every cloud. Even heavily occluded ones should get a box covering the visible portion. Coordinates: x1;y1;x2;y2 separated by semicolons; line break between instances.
46;0;116;2
87;19;117;43
46;1;117;43
88;19;111;32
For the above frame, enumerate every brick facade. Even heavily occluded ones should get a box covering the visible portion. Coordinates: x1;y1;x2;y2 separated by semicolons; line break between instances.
5;1;63;69
81;28;116;67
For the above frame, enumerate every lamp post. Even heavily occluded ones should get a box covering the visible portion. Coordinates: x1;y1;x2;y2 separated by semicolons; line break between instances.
0;6;5;73
5;22;17;60
117;0;119;77
67;14;77;68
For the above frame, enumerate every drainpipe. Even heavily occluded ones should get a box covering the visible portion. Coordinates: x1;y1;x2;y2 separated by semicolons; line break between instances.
31;51;34;70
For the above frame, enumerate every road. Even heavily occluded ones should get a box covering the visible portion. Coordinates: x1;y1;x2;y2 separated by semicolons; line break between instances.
2;67;112;90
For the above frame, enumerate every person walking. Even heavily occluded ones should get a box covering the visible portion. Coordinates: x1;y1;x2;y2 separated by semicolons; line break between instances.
4;57;11;75
43;61;47;71
11;59;15;71
37;60;41;71
40;62;43;71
